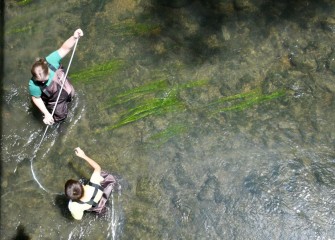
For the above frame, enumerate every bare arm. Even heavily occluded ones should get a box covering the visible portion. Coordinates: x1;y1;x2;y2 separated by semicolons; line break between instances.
31;96;54;125
69;205;84;220
57;29;84;58
74;147;101;172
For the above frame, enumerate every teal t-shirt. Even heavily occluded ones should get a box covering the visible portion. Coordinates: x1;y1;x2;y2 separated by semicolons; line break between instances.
29;51;62;97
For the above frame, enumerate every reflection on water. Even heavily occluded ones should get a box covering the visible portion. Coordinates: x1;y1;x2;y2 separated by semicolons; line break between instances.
2;0;335;239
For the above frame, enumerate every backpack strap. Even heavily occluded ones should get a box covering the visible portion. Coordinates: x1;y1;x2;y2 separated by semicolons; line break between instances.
88;181;104;191
32;78;51;98
76;181;104;207
40;85;51;98
33;60;57;97
46;61;58;72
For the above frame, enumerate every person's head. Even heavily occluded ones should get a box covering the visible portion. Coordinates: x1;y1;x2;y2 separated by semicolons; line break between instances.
31;58;50;82
64;179;84;200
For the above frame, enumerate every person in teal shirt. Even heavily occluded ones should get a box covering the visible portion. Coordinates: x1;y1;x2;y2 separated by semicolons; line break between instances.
29;28;83;125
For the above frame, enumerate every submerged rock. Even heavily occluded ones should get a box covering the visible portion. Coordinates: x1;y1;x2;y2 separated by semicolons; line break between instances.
197;175;223;203
233;0;256;12
320;17;335;33
327;49;335;74
156;0;194;8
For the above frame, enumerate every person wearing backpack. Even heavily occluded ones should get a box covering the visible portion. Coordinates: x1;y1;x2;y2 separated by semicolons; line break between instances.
29;28;83;125
65;147;117;220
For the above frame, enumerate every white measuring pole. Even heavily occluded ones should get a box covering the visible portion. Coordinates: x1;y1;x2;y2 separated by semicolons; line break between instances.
37;38;79;148
31;38;79;191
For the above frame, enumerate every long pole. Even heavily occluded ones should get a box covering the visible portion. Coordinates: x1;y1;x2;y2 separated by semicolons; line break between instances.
37;38;79;149
31;38;79;191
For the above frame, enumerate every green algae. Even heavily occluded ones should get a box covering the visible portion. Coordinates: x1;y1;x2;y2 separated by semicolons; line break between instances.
96;79;209;132
6;24;32;34
94;75;283;134
97;90;185;132
149;124;188;147
104;77;208;110
177;78;209;89
93;74;285;133
211;89;286;114
17;0;32;6
69;60;124;83
103;79;168;109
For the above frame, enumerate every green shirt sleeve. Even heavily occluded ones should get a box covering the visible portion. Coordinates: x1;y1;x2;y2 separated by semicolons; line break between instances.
46;50;61;70
28;80;42;97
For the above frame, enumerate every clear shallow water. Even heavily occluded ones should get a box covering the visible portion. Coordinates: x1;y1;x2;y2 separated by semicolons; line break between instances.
1;0;335;239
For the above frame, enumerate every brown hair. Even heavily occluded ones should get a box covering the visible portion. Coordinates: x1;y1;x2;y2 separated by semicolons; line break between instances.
65;179;84;200
31;58;48;79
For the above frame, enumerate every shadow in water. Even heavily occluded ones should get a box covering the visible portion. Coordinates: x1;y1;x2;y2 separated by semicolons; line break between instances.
144;0;333;65
28;102;45;125
0;0;4;215
54;194;73;220
11;225;31;240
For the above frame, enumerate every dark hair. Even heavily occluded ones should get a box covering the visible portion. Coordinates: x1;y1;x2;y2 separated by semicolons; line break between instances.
31;58;48;79
65;179;84;200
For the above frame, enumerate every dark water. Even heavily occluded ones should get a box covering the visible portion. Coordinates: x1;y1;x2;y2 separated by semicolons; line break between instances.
1;0;335;239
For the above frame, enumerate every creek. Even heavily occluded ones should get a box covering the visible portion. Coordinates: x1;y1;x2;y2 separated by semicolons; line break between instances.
1;0;335;239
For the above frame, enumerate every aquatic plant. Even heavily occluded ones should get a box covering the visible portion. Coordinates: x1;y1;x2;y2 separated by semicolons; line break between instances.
17;0;32;6
6;24;32;34
95;78;210;132
103;79;168;109
177;79;209;89
148;124;188;147
211;89;286;114
103;78;209;109
69;60;124;83
97;89;185;132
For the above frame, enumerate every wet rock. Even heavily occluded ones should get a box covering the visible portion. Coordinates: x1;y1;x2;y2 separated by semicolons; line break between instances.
201;0;235;15
197;175;223;203
161;177;177;193
243;173;266;195
284;175;298;192
311;162;335;186
288;72;316;98
263;195;282;214
219;83;232;95
135;176;161;204
289;52;317;71
282;37;318;72
222;26;231;41
320;17;335;33
315;56;329;72
233;0;255;11
156;0;194;8
327;49;335;74
174;163;195;188
127;203;159;235
236;74;256;91
172;195;193;222
261;72;288;94
288;158;305;172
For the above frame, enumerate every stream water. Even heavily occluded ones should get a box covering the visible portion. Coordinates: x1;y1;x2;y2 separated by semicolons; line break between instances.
1;0;335;239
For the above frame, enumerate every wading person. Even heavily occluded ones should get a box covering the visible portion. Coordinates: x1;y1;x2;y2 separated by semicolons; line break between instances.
29;29;83;125
65;147;117;220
